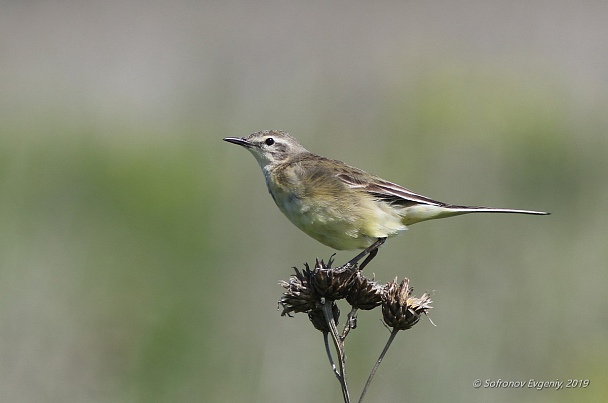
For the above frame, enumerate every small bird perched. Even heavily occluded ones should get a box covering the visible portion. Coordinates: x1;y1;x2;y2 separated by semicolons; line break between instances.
224;130;549;268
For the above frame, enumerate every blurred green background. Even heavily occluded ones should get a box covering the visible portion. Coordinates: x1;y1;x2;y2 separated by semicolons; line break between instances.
1;1;607;402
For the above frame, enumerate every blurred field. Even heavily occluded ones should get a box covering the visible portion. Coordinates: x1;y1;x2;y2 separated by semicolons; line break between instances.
1;1;607;402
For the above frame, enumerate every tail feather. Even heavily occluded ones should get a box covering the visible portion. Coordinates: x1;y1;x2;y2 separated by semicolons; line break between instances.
446;205;550;216
401;204;549;226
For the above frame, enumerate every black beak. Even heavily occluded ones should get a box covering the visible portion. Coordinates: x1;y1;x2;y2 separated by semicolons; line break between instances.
223;137;253;148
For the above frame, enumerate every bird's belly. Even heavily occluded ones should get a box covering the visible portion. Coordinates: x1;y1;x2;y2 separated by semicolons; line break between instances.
274;191;405;250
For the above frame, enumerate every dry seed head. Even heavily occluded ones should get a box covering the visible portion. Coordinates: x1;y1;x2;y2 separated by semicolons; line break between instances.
309;257;356;300
382;277;433;330
278;266;317;316
308;303;340;332
278;257;355;316
345;271;384;310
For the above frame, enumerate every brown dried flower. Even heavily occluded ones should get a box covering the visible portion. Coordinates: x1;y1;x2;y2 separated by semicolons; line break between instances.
346;271;384;310
308;303;340;332
278;267;317;316
382;277;433;330
278;256;356;316
310;257;356;300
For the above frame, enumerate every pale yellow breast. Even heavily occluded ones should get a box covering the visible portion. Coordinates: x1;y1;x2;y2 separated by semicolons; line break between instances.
268;173;406;250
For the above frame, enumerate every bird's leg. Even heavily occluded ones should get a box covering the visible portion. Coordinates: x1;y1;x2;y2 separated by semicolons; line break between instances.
346;237;386;271
358;248;378;271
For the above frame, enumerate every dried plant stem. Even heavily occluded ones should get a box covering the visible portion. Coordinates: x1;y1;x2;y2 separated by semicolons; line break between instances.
358;328;400;403
321;299;351;403
323;332;341;381
341;307;358;339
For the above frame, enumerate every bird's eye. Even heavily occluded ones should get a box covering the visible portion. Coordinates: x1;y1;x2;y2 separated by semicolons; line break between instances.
265;137;275;146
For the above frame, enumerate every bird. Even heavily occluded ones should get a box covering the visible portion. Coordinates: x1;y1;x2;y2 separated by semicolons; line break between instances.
224;130;549;268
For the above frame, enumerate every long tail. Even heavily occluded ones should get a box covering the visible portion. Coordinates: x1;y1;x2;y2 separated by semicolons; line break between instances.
401;204;550;225
447;205;550;215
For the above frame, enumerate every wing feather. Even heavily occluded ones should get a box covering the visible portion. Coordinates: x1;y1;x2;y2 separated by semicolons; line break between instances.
336;170;446;208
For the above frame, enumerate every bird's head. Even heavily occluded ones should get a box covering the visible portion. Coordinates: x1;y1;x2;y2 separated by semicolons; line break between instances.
224;130;308;168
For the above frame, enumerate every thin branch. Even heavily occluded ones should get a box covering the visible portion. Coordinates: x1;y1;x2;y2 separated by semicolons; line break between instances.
341;307;358;340
322;299;351;403
359;328;400;403
323;331;342;381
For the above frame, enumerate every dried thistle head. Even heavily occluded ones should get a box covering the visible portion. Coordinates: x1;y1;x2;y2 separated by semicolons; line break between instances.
382;277;433;330
345;271;384;310
308;303;340;332
310;257;356;300
278;266;317;316
278;257;355;317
